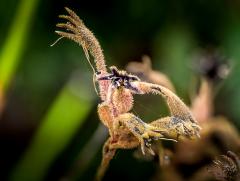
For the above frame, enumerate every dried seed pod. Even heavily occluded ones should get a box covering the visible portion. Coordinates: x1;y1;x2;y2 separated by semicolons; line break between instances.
209;151;240;181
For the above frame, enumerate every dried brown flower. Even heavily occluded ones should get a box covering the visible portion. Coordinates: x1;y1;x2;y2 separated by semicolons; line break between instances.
54;7;201;180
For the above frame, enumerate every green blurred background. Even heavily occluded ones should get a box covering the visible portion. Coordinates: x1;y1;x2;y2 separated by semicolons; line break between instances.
0;0;240;180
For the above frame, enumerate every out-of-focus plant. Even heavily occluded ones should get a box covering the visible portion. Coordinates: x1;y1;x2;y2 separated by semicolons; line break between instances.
62;124;108;180
0;84;3;115
0;0;39;114
126;55;175;92
126;49;240;181
154;50;240;181
10;72;94;181
209;151;240;181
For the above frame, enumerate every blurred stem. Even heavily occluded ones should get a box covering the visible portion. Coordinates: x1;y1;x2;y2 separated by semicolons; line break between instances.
10;77;94;181
63;124;108;180
0;0;39;92
0;84;4;115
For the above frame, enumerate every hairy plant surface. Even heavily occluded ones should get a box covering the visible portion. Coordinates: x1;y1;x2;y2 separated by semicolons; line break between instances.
53;7;201;180
209;151;240;181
